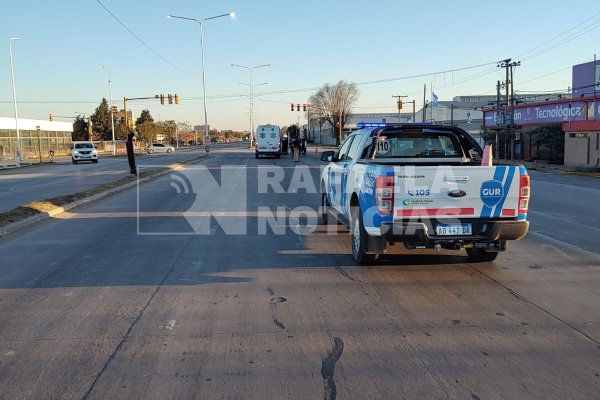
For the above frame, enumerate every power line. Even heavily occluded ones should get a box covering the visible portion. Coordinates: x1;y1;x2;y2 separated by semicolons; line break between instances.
95;0;193;75
516;11;600;60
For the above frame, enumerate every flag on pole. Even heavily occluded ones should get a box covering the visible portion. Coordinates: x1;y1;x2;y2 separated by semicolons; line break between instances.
432;92;439;108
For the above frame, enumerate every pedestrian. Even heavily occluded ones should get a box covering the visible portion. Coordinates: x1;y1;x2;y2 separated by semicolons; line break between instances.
292;137;300;162
301;137;307;156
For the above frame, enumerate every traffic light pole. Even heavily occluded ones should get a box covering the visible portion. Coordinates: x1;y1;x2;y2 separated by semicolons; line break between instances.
392;95;407;123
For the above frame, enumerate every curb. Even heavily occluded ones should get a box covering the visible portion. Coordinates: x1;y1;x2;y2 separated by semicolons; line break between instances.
0;154;210;239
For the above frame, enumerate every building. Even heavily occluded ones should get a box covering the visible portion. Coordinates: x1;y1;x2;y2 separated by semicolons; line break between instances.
482;59;600;167
0;117;73;158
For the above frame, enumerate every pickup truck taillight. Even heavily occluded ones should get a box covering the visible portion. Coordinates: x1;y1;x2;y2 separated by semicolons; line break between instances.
518;174;530;214
376;176;394;215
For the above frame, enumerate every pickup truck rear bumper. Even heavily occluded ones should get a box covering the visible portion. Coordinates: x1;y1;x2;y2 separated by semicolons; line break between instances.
380;220;529;242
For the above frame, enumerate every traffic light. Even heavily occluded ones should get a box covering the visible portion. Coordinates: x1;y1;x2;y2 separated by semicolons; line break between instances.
160;94;165;105
168;94;173;104
174;93;180;105
296;104;300;111
49;113;53;121
290;103;294;111
110;106;118;114
397;100;403;110
303;104;307;111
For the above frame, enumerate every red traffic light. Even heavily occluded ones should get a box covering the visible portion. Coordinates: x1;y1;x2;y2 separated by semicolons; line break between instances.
303;104;307;111
290;103;294;112
296;104;300;111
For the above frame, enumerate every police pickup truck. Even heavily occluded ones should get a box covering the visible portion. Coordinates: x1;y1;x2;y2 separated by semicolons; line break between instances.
320;124;530;264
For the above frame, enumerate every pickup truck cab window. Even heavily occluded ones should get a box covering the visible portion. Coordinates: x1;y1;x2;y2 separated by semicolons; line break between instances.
346;134;364;161
373;130;462;159
337;136;355;161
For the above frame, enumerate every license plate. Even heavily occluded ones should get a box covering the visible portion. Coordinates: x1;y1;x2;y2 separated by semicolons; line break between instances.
436;223;472;236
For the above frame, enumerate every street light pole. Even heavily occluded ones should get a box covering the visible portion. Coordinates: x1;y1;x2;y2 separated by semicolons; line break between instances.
9;37;23;164
102;66;116;155
231;63;270;147
168;12;235;151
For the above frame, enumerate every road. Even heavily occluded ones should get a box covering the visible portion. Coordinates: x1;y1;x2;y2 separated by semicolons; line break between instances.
527;170;600;254
0;143;599;399
0;146;211;213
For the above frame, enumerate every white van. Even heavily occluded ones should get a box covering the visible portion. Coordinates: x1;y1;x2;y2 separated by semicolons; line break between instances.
255;124;281;158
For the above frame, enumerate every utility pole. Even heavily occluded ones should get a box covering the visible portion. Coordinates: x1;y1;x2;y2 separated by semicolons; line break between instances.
103;66;116;155
450;104;454;126
123;97;128;133
422;84;427;122
412;100;416;123
498;58;521;164
339;110;343;144
36;125;42;164
496;80;502;163
392;95;407;123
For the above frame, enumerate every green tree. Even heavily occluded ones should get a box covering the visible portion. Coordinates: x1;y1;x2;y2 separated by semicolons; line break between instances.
135;110;157;142
114;120;129;140
136;109;154;125
90;98;113;141
72;115;88;141
309;80;359;145
156;120;177;144
530;124;564;160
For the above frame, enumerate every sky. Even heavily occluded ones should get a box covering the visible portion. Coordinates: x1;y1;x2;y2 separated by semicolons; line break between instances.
1;0;599;132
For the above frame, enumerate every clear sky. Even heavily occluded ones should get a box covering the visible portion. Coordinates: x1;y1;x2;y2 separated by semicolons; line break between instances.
1;0;599;132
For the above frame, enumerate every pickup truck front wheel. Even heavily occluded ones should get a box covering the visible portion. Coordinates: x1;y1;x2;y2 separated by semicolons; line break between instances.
466;248;499;262
351;207;378;264
321;193;332;225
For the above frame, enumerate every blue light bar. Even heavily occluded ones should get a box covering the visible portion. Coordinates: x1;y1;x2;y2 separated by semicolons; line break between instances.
357;122;387;128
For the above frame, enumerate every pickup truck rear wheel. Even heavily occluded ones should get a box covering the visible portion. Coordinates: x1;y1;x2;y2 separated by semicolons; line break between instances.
466;248;499;262
351;207;378;264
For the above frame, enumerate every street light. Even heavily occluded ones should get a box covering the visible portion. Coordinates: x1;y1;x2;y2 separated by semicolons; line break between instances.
231;63;270;147
9;37;23;164
168;12;235;151
102;66;116;155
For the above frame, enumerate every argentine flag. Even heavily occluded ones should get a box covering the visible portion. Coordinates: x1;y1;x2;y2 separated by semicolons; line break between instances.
432;92;439;108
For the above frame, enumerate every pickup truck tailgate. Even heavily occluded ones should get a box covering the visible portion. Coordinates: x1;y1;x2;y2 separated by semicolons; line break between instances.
392;165;523;220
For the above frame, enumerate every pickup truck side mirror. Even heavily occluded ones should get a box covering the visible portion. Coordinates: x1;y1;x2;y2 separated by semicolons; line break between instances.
320;151;335;162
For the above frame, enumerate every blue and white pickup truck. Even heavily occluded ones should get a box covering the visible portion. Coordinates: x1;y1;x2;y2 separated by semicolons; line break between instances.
320;124;530;264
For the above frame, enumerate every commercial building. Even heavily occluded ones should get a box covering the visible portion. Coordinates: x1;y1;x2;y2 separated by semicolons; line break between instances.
0;117;73;159
483;59;600;167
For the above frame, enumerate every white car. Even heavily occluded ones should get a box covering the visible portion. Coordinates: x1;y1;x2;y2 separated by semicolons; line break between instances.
71;141;98;164
147;143;175;154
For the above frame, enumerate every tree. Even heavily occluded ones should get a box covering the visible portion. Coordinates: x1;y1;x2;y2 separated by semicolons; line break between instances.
156;120;177;144
72;115;88;141
176;121;194;145
114;120;129;140
309;80;359;145
136;109;154;125
530;124;564;161
135;110;157;142
90;98;113;141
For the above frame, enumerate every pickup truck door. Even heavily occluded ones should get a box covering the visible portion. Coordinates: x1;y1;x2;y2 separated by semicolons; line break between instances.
328;136;355;213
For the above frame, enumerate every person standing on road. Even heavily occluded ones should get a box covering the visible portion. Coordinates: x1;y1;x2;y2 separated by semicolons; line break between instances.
291;137;300;162
301;137;307;156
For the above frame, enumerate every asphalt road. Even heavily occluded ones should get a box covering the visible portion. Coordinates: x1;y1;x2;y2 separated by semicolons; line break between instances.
0;144;599;399
527;170;600;254
0;146;213;213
